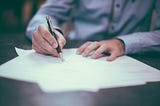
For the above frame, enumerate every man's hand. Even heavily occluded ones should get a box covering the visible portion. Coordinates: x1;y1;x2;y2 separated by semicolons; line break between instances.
77;39;125;61
32;24;66;57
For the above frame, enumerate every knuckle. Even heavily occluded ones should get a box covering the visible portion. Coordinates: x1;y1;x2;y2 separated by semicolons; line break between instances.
102;44;108;49
86;46;92;51
50;39;55;45
95;50;101;55
93;41;98;44
85;41;91;45
42;31;49;37
93;41;99;46
38;25;42;32
40;41;47;47
38;25;44;31
38;25;49;35
32;31;38;37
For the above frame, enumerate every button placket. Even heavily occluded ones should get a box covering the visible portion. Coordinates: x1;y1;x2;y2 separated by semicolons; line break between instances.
114;0;122;20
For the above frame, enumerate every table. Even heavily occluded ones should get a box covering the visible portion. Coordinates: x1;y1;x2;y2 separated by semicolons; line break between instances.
0;33;160;106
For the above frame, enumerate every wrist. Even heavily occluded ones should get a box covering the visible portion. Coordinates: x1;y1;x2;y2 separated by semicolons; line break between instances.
115;38;125;53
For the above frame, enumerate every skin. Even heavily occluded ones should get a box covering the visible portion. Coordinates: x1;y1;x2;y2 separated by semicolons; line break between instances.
76;39;125;61
32;24;66;57
32;24;125;61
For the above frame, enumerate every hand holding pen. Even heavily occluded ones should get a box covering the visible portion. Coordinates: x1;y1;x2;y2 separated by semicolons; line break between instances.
32;16;66;60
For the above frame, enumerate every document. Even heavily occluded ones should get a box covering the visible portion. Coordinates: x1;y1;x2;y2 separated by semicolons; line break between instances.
0;48;160;92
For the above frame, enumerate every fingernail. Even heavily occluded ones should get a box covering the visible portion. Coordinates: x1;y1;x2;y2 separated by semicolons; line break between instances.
53;43;57;48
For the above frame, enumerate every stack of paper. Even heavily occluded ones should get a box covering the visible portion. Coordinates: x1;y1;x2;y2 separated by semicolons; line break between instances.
0;48;160;92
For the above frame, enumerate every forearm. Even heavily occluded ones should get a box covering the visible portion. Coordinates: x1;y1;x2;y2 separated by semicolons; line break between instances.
26;14;59;40
26;0;74;40
118;30;160;54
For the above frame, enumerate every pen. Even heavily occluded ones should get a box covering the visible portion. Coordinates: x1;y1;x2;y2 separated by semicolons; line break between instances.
46;16;64;61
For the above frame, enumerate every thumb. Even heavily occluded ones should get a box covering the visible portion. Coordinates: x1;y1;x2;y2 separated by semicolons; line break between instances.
106;52;117;61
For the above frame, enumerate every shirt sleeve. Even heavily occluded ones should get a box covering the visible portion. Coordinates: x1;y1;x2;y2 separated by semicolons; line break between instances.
117;1;160;54
26;0;75;40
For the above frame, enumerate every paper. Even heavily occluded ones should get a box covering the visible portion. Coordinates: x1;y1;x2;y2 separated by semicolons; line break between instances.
0;48;160;92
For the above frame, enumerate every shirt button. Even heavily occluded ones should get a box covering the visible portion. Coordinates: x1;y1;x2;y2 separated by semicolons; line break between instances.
111;25;114;30
108;25;115;32
116;4;120;8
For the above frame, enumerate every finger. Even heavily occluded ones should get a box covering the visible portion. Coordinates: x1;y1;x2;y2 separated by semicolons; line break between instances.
76;41;92;54
106;51;118;61
81;41;100;57
91;53;103;59
32;39;48;54
33;30;59;56
33;42;59;57
32;43;44;54
54;29;66;49
39;38;59;56
91;44;110;59
32;32;52;54
38;24;58;48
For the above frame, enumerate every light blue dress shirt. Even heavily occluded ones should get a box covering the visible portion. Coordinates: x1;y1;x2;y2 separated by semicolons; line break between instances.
26;0;160;54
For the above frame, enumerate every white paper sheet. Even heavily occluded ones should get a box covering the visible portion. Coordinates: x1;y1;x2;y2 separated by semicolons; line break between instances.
0;48;160;92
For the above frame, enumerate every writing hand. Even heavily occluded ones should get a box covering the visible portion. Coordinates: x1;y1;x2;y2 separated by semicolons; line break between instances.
32;24;66;57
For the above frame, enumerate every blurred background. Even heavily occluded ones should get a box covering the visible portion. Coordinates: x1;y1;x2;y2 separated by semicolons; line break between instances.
0;0;45;33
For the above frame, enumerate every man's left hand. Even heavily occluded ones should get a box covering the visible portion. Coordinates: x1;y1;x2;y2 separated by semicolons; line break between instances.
76;39;125;61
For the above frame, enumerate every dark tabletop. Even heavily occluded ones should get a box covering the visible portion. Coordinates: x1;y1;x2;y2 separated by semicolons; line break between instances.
0;33;160;106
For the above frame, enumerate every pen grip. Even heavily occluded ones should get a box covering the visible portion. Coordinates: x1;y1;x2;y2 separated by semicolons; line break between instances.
50;30;62;53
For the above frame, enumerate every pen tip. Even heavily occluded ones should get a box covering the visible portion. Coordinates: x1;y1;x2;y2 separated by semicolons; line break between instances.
59;53;64;61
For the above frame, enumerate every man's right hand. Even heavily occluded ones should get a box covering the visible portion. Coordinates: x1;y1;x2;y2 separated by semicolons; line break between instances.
32;24;66;57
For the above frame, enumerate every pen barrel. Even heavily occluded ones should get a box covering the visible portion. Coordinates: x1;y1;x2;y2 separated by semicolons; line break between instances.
46;16;62;54
56;44;62;53
50;30;62;53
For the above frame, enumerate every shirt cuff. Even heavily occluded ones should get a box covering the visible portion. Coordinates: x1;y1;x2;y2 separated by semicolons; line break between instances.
117;33;141;54
26;15;63;40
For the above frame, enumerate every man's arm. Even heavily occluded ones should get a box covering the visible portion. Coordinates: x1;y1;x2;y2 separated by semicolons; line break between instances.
26;0;75;39
118;0;160;54
77;1;160;61
26;0;75;56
